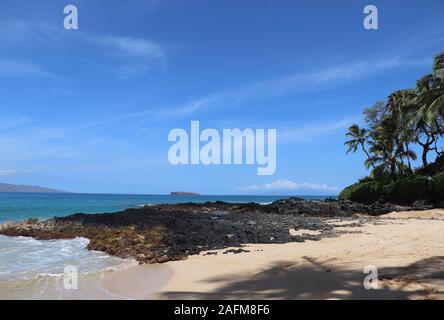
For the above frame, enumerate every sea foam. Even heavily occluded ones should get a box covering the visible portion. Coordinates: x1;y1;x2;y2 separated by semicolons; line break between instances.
0;235;136;299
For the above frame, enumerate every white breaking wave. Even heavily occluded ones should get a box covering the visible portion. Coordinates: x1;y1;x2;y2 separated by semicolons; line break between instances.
0;235;137;299
137;203;154;207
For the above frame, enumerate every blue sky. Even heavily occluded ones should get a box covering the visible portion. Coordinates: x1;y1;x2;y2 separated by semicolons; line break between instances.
0;0;443;195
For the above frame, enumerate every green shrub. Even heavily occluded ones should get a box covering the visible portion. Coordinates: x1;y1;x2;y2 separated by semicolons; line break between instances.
341;172;442;205
384;176;429;205
339;181;381;204
339;183;358;201
358;176;375;184
433;171;444;198
415;155;444;176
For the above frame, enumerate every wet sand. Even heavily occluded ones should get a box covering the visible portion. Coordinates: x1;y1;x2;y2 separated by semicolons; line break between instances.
102;209;444;300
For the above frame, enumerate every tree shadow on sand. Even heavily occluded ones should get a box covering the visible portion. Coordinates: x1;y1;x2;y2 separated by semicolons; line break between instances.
160;256;444;300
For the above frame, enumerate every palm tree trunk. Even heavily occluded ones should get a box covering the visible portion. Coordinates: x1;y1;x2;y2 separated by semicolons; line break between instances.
405;142;412;172
399;154;405;175
361;144;375;169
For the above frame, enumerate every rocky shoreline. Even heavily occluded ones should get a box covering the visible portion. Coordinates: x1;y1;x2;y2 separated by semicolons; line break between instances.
0;198;434;264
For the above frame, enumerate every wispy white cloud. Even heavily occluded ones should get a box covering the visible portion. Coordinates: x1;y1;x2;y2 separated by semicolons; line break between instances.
0;20;166;79
0;19;166;61
0;169;32;177
89;35;166;78
232;57;410;98
19;54;420;134
0;21;60;81
115;63;151;79
0;53;419;140
0;117;32;130
0;20;60;43
90;54;426;125
241;178;339;192
278;116;363;144
0;58;55;78
96;36;166;60
24;87;74;97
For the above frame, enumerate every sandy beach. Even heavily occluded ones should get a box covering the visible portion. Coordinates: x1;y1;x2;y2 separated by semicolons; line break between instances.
102;209;444;300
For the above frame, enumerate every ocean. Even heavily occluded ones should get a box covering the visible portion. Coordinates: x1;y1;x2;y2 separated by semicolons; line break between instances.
0;193;333;223
0;193;332;299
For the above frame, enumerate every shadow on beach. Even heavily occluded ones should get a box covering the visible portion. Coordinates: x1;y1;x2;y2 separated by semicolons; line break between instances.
159;256;444;300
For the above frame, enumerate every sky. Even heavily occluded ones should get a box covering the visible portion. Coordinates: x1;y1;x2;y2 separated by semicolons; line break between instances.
0;0;443;195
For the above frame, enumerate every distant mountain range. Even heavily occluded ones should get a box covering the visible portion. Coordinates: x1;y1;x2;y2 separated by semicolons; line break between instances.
170;191;200;196
0;183;67;193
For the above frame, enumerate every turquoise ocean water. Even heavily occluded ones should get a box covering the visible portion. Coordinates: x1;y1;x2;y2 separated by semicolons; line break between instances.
0;193;333;223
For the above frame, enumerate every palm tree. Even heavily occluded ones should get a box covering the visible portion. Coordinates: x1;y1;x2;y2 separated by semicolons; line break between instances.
344;52;443;179
366;110;417;180
387;89;418;172
366;126;401;180
417;53;444;130
415;54;444;166
345;124;375;168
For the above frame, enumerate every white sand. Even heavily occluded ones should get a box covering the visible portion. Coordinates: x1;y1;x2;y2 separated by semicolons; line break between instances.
102;209;444;300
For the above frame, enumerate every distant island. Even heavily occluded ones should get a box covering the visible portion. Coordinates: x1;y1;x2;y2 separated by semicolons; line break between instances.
171;191;200;196
0;183;67;193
